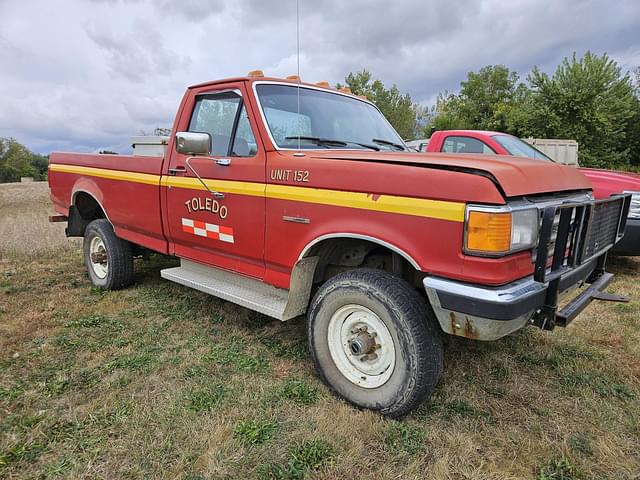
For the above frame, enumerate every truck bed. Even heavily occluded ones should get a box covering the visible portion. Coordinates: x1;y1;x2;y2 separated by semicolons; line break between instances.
48;152;168;254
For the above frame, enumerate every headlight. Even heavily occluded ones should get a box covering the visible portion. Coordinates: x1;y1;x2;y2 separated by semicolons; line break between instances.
623;191;640;219
464;205;539;256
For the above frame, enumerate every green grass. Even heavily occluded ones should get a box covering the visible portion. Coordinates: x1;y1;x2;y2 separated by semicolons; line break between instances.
383;422;425;455
234;419;280;446
561;372;636;398
187;385;227;412
568;433;592;456
1;224;639;479
537;456;583;480
277;379;319;406
205;343;270;373
258;440;334;480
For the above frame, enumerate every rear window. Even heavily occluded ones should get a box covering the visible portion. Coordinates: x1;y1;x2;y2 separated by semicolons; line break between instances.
441;136;495;154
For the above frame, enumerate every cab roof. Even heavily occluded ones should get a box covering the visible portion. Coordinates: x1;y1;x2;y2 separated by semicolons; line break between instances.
188;76;367;101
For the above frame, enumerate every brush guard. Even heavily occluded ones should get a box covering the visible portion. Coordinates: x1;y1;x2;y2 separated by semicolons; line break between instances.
532;193;632;330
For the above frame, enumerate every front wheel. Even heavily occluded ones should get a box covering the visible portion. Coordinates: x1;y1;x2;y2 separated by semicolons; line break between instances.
307;269;443;418
83;219;133;290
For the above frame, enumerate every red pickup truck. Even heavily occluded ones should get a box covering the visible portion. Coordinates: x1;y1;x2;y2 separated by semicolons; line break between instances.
48;73;631;417
425;130;640;255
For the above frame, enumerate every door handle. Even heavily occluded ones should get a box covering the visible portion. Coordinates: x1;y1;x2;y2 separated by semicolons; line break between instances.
216;158;231;166
168;166;187;176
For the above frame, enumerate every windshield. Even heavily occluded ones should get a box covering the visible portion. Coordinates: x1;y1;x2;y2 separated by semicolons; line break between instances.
255;84;406;151
492;134;553;161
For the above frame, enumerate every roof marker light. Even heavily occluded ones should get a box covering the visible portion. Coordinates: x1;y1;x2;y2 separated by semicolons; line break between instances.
315;81;330;88
286;75;301;81
248;70;264;77
338;87;352;94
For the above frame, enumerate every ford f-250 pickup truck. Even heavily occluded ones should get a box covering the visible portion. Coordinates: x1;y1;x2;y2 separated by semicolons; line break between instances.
425;130;640;255
48;72;631;417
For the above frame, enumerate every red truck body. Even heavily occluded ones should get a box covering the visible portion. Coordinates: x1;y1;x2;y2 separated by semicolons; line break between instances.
49;79;593;288
47;76;631;416
425;130;640;255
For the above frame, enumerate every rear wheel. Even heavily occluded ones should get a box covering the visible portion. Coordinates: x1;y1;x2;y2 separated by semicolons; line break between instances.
308;269;443;418
83;219;133;290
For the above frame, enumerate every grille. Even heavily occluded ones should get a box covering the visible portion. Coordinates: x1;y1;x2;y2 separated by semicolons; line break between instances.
583;200;623;259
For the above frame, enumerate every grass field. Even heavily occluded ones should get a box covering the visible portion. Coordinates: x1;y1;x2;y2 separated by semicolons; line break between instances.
1;182;639;479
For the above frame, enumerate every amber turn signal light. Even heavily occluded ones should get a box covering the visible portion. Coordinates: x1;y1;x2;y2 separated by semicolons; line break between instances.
465;211;512;254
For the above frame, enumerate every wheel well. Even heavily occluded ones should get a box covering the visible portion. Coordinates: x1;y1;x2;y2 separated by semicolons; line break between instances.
74;192;106;220
302;237;422;287
66;192;107;236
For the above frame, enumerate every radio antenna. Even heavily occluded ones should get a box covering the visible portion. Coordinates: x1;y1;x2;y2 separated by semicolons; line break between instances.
296;0;301;153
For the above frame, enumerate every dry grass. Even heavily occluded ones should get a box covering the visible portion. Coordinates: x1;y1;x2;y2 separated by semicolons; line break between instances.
0;182;79;258
1;184;639;479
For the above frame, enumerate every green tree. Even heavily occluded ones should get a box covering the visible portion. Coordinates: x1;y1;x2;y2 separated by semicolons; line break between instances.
427;65;527;135
517;52;636;169
30;153;49;180
0;138;37;183
339;70;419;140
628;67;640;166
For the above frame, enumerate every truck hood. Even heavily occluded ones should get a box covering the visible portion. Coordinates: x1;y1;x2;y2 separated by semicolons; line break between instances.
313;151;592;197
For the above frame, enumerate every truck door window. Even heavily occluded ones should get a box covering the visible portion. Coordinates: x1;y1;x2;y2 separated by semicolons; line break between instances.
188;92;257;157
231;106;258;157
442;136;496;155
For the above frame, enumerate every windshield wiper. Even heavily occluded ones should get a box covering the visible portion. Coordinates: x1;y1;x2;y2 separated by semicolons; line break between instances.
285;136;380;151
372;138;405;151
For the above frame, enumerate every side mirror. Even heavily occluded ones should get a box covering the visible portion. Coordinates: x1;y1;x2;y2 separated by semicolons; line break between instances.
175;132;211;155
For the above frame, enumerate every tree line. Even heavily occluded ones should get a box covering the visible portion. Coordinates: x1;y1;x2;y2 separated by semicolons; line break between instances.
0;138;49;183
343;52;640;169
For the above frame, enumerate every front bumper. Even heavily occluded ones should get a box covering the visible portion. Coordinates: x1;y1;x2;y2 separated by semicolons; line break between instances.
611;218;640;256
424;193;632;341
424;259;605;341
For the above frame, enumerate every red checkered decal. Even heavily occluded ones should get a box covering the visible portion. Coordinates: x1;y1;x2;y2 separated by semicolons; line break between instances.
181;218;235;243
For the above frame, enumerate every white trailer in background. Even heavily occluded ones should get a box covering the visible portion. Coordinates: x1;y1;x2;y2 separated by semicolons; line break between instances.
131;136;169;157
523;138;579;166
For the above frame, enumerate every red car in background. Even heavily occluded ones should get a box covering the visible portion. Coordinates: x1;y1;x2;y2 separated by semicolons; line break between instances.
425;130;640;255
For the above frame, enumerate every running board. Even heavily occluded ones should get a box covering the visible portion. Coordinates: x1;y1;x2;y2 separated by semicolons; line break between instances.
160;258;317;321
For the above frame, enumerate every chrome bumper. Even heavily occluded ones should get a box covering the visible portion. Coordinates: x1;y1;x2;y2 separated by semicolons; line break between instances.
423;259;598;341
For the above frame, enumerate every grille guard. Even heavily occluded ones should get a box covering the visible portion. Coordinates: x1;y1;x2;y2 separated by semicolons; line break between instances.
532;193;632;329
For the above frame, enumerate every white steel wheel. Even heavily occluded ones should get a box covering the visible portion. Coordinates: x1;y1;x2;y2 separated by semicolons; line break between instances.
89;236;108;279
327;304;395;388
83;219;133;290
308;268;444;418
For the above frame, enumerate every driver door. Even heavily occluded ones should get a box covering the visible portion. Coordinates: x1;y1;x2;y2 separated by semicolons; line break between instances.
165;86;266;279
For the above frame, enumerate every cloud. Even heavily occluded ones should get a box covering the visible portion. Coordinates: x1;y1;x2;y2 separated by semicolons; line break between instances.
0;0;638;154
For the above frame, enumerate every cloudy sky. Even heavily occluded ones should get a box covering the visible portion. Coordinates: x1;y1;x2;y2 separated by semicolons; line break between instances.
1;0;639;154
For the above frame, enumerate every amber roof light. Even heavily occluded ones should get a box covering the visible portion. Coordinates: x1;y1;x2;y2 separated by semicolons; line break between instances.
248;70;264;77
286;75;301;81
315;81;330;88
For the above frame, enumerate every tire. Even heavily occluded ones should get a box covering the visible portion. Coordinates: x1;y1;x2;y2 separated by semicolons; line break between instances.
83;219;133;290
308;268;443;418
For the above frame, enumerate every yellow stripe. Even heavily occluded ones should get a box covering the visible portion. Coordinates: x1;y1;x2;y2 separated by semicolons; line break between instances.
267;184;465;222
162;176;265;197
50;163;464;222
49;164;159;186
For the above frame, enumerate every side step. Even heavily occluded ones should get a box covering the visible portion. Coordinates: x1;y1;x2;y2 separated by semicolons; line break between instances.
160;259;315;321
